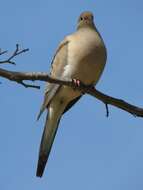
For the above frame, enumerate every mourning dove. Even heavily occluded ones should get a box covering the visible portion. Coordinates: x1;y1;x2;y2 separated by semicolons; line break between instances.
36;11;107;177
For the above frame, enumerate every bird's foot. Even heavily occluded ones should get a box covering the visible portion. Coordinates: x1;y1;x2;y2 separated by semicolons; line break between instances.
72;78;86;94
72;78;82;87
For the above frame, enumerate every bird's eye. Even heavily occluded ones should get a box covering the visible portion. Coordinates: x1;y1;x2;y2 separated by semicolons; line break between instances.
80;17;83;20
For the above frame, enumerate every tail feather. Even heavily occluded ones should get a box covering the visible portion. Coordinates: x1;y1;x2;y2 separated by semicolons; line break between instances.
36;153;48;177
36;113;60;177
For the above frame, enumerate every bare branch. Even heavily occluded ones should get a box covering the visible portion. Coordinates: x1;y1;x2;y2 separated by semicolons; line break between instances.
0;67;143;118
0;44;29;65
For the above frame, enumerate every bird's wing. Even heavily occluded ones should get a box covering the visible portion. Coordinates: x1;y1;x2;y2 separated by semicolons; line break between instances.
37;38;70;120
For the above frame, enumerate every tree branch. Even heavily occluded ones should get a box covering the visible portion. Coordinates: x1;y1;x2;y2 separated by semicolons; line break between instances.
0;67;143;118
0;44;29;65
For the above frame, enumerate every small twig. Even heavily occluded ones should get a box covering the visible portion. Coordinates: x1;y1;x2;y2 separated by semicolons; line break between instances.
105;103;109;117
19;81;40;89
0;49;8;56
0;44;29;65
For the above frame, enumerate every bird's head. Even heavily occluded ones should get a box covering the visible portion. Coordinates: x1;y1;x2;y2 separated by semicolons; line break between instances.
77;11;95;30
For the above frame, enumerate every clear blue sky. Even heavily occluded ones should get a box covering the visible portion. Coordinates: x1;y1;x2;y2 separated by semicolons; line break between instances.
0;0;143;189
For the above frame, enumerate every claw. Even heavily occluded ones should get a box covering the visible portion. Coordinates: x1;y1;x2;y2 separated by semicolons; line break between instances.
72;78;81;87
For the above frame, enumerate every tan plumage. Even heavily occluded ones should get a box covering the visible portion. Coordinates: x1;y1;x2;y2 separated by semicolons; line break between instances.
36;11;107;177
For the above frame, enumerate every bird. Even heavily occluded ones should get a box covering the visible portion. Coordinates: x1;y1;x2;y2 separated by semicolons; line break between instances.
36;11;107;177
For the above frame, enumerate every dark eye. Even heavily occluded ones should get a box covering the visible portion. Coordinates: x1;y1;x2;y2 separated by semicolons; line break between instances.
80;17;83;20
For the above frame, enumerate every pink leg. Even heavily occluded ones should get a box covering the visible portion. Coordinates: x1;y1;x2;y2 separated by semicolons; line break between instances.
72;79;81;87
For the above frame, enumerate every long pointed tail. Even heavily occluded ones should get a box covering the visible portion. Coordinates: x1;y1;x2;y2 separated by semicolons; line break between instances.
36;111;61;177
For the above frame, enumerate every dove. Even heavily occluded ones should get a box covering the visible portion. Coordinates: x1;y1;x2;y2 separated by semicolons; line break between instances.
36;11;107;177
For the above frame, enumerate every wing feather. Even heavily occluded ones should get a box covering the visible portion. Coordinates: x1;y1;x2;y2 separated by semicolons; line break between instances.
37;38;69;119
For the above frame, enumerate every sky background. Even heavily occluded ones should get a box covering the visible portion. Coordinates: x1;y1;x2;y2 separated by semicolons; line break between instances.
0;0;143;189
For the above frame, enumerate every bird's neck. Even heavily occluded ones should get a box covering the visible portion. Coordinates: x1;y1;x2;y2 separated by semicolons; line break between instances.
77;22;96;31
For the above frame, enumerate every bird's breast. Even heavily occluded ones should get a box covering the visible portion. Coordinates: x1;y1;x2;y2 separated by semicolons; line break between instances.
63;30;106;85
